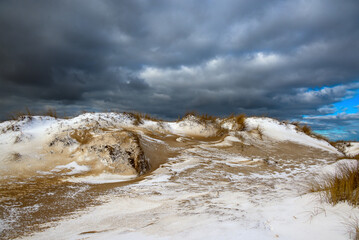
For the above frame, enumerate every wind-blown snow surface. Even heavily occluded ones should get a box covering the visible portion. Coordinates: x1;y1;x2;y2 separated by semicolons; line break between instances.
0;113;356;239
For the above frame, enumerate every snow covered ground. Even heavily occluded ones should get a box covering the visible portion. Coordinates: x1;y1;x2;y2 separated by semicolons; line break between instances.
20;154;359;240
0;113;357;239
343;142;359;157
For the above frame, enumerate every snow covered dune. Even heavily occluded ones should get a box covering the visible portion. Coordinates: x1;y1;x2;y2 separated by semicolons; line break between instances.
0;113;340;180
245;117;339;154
0;113;353;240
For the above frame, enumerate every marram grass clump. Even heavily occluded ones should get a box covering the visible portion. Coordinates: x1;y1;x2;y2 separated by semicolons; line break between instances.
292;122;329;142
225;113;246;131
309;161;359;206
9;107;60;120
179;111;218;124
123;112;162;126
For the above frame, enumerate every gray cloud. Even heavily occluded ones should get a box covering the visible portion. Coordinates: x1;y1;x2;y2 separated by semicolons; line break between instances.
0;0;358;139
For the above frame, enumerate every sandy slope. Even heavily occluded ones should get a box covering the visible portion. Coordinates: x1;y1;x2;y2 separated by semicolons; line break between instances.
0;113;357;239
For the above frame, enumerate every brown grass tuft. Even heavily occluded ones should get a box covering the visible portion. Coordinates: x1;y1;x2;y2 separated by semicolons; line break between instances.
179;111;218;124
292;122;330;142
123;112;161;125
330;140;346;153
8;107;62;120
45;108;58;118
216;126;229;137
141;113;160;122
178;111;232;136
9;107;33;120
124;112;144;126
256;125;264;140
309;161;359;206
225;114;246;131
182;111;197;120
295;124;312;135
349;218;359;240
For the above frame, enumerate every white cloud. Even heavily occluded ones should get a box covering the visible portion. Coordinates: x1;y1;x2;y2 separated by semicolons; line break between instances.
304;112;359;120
152;93;171;100
318;105;336;114
140;53;286;89
276;85;349;104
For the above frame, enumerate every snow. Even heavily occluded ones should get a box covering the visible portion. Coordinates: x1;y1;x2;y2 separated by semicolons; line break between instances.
166;116;218;137
16;135;353;240
66;173;137;184
52;162;91;175
0;117;57;151
260;195;358;240
245;117;340;154
320;159;358;176
139;133;165;144
210;135;242;147
19;191;359;240
343;142;359;157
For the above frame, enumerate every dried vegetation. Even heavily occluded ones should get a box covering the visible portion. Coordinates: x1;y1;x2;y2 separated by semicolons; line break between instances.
225;113;246;131
292;122;329;142
9;107;60;120
179;111;218;123
124;112;161;126
177;111;248;136
309;161;359;206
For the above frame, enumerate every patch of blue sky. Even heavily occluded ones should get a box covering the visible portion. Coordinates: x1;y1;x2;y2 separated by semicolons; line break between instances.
315;129;351;141
302;85;359;141
302;86;359;118
332;88;359;115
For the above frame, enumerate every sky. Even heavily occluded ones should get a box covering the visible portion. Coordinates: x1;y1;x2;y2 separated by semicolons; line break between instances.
0;0;358;140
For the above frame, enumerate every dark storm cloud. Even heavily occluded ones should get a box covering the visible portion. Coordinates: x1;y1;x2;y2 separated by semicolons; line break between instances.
0;0;358;139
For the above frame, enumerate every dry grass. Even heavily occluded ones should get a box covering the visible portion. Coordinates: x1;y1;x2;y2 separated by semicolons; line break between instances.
124;112;144;126
247;125;263;140
44;108;58;118
301;125;312;135
292;122;312;135
9;107;33;120
332;141;359;157
345;217;359;240
70;129;93;144
9;107;60;120
124;112;161;126
256;125;264;140
312;132;330;142
141;113;161;122
292;122;329;142
179;111;218;123
216;126;229;137
176;112;246;135
225;114;246;131
309;161;359;206
178;111;233;136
